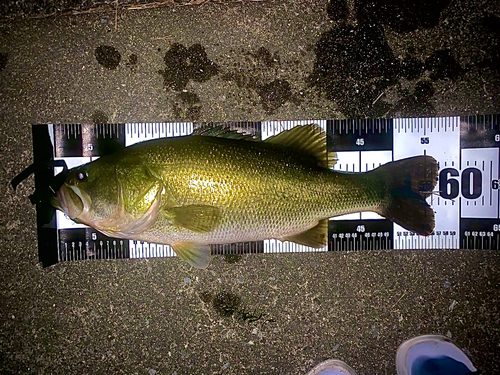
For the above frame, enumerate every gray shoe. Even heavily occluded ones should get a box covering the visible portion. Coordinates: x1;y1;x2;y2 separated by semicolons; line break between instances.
395;334;478;375
306;359;357;375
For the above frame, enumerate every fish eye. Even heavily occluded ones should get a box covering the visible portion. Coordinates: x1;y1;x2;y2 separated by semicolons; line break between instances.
77;171;88;181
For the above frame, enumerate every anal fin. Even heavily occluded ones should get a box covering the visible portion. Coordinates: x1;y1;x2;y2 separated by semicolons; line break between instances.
283;219;328;248
172;242;211;269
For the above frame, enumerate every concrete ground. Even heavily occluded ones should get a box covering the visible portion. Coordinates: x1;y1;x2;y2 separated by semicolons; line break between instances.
1;0;499;374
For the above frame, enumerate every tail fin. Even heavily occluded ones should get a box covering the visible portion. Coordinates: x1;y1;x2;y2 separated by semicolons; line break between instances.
374;155;438;236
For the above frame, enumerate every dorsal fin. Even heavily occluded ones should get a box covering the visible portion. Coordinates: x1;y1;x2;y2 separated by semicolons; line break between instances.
264;124;337;168
192;124;258;141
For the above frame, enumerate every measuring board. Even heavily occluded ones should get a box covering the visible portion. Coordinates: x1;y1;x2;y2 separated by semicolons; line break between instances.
31;115;500;266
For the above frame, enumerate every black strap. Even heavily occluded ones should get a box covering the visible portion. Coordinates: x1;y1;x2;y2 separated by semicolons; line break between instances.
11;160;69;204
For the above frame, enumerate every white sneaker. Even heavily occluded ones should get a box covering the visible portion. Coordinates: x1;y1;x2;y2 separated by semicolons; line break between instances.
396;335;478;375
306;359;357;375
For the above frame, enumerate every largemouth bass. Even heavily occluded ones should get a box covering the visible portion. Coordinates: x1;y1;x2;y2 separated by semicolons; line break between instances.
51;125;438;268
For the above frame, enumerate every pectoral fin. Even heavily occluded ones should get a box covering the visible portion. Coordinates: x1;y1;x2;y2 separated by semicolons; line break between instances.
165;205;221;233
172;242;211;269
283;219;328;248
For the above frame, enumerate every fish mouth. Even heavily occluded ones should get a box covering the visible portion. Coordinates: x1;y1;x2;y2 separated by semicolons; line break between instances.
51;184;89;220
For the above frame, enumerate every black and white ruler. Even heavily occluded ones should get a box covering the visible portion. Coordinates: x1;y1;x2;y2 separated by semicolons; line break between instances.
31;115;500;266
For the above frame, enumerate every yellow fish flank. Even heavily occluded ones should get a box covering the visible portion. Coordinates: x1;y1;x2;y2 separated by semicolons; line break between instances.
51;125;438;268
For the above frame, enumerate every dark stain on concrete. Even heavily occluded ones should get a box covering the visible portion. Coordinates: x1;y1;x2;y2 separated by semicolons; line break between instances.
481;13;500;36
355;0;452;33
326;0;348;21
199;291;213;304
92;110;108;124
310;0;477;117
172;91;202;120
246;46;279;68
310;23;397;117
463;14;500;72
399;55;425;81
391;81;436;117
200;290;273;323
218;45;304;113
177;91;200;105
0;52;7;72
95;45;121;70
220;46;299;113
200;291;241;318
257;79;292;113
425;49;467;80
159;43;218;91
126;53;138;71
212;291;241;317
479;15;500;72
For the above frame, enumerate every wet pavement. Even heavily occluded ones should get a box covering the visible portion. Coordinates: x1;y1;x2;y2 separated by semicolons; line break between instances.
1;0;499;374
